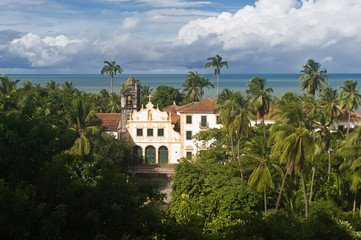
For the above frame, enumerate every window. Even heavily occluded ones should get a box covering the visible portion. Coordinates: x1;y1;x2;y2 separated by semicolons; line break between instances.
158;128;164;137
338;125;344;131
147;128;153;136
216;115;222;124
136;128;143;136
186;151;192;157
201;116;207;127
186;131;192;140
186;115;192;124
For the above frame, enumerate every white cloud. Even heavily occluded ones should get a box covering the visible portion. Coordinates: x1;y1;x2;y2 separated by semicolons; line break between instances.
9;33;83;66
121;17;139;30
97;0;212;8
176;0;361;53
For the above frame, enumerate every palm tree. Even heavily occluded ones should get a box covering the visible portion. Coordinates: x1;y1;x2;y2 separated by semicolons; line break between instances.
217;88;235;104
270;102;319;218
0;74;20;97
67;98;101;156
204;54;228;96
339;80;361;136
101;61;123;93
46;80;60;90
318;87;341;179
246;77;274;137
241;136;274;212
62;81;78;95
298;59;329;96
182;71;211;102
108;92;121;113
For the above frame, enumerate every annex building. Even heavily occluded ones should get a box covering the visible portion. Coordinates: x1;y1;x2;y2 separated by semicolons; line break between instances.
96;74;361;165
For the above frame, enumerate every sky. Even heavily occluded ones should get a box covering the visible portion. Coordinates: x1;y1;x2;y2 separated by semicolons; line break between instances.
1;0;361;74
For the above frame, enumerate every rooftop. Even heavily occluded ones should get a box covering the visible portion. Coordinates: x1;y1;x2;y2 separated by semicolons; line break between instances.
178;97;219;113
95;113;122;131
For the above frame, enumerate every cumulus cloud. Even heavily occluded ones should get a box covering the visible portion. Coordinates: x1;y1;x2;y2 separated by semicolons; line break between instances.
175;0;361;72
9;33;83;67
98;0;212;8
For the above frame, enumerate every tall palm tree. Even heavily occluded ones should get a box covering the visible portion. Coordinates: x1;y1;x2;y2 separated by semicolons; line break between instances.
67;98;101;156
246;77;274;137
0;74;20;97
101;61;123;93
339;80;361;136
298;59;329;96
241;136;274;212
318;87;341;179
204;54;228;96
270;102;319;218
182;71;212;102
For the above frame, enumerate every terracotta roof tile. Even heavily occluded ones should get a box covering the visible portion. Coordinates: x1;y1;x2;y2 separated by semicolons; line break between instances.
95;113;122;131
178;97;219;113
338;106;361;121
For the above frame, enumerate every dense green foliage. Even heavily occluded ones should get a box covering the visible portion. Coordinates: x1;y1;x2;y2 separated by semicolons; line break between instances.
2;57;361;239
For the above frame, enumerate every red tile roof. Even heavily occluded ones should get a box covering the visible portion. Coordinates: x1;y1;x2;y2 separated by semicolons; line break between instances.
178;97;219;113
95;113;122;131
338;106;361;121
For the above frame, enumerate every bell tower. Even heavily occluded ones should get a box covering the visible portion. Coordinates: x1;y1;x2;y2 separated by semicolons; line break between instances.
120;73;140;133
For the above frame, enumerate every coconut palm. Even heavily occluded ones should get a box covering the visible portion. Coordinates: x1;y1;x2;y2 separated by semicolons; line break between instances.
46;80;60;90
67;98;101;156
62;81;79;95
217;88;235;104
270;102;319;218
0;74;20;97
101;61;123;93
318;87;341;178
204;54;228;96
241;136;274;212
182;71;210;102
298;59;329;96
247;77;274;137
339;80;361;136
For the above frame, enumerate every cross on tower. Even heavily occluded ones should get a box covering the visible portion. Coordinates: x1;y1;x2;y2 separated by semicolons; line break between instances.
148;94;152;102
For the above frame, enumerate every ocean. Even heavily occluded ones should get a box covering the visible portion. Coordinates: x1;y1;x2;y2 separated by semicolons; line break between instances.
7;73;361;99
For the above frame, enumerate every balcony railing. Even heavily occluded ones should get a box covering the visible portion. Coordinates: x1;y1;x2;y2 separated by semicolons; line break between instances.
199;122;209;129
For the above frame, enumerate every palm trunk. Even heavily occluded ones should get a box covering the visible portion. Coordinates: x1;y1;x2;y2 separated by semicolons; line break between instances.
237;138;243;179
217;73;219;96
353;189;358;213
110;74;114;93
262;116;266;137
301;170;309;219
347;110;351;136
359;200;361;218
309;165;316;206
264;187;267;212
327;147;331;182
276;170;288;210
230;135;235;162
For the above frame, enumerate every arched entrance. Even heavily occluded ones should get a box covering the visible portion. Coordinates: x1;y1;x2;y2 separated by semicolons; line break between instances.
158;146;168;164
145;146;156;164
134;146;143;164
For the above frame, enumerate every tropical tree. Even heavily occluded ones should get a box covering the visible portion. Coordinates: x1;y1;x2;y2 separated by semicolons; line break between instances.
101;61;123;93
182;71;212;102
298;59;329;96
270;102;319;218
62;81;79;95
339;80;361;136
217;88;235;104
45;80;60;90
318;87;341;178
204;54;228;96
241;136;274;212
0;74;20;97
67;98;101;156
246;77;274;137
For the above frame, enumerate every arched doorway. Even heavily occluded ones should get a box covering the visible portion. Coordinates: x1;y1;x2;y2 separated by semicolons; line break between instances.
145;146;156;164
158;146;168;164
134;146;143;164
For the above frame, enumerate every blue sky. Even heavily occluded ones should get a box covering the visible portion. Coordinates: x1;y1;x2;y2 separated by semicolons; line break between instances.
1;0;361;74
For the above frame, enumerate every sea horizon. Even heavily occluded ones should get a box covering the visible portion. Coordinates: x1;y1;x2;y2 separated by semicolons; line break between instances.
7;73;361;99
